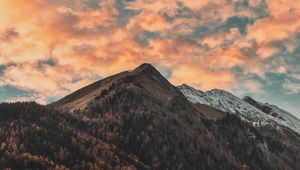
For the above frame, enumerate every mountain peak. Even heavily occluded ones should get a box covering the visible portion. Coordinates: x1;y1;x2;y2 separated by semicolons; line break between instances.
54;63;181;112
207;88;234;96
131;63;166;81
178;83;193;89
243;96;256;102
133;63;157;73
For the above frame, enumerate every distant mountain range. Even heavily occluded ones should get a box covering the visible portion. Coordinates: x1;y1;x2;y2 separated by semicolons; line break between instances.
0;63;299;170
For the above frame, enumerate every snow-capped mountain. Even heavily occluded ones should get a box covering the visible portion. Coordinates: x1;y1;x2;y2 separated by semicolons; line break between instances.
178;84;300;134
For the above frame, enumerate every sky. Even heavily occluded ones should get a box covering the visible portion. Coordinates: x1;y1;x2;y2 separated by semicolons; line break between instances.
0;0;299;118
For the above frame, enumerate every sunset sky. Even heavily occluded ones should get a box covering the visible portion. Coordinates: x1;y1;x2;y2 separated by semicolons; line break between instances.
0;0;299;118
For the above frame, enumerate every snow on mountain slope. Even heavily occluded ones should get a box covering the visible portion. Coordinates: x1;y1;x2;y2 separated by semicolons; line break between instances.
265;104;300;127
244;96;300;134
264;103;300;133
178;84;300;134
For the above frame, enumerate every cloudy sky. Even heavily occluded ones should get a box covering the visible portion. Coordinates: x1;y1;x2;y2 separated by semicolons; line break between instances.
0;0;299;118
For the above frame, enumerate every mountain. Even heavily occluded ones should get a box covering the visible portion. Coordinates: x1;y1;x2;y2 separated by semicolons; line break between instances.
179;84;300;134
0;63;300;170
54;63;184;112
243;96;300;133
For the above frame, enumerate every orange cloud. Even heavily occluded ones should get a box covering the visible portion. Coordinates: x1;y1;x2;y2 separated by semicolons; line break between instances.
0;63;67;96
0;0;75;65
0;62;102;101
127;11;172;32
1;0;299;102
267;0;300;17
244;79;263;93
67;0;119;29
170;63;236;91
125;0;178;14
181;0;256;23
201;28;241;48
247;0;300;44
204;47;247;69
257;45;279;59
181;0;212;10
247;15;300;44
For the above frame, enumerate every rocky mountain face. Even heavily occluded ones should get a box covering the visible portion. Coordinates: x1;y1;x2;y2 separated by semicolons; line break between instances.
179;84;300;134
243;96;300;131
0;63;299;170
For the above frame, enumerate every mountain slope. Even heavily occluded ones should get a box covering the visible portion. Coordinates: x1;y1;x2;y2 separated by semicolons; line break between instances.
0;102;143;169
54;64;185;112
53;70;129;112
178;84;300;134
243;96;300;133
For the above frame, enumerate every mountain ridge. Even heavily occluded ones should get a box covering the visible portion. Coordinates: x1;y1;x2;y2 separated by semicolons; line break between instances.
53;63;182;112
179;84;300;134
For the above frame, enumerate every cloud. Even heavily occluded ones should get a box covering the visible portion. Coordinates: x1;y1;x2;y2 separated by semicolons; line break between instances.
170;63;236;91
125;0;178;14
67;0;119;29
201;28;241;48
248;0;264;7
0;0;73;65
257;44;279;59
287;67;300;80
181;0;258;22
0;63;69;96
203;47;247;70
244;79;263;93
181;0;211;10
276;66;287;74
0;28;19;41
0;62;101;102
283;80;300;94
0;0;299;104
247;0;300;45
127;11;173;32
